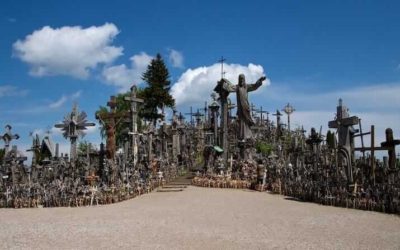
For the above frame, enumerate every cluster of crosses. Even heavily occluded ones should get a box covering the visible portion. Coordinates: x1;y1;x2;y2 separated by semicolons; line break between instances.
0;72;399;213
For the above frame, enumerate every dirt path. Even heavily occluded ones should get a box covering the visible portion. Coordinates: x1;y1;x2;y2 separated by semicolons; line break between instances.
1;186;399;250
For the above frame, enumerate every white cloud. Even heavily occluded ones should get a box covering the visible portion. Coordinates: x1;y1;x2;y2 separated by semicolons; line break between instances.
168;49;184;68
49;95;68;108
71;90;82;99
0;85;28;97
13;23;123;79
48;90;82;109
102;52;153;92
171;62;268;109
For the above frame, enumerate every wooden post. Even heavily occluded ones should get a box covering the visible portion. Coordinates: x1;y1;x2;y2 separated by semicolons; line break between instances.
371;125;375;185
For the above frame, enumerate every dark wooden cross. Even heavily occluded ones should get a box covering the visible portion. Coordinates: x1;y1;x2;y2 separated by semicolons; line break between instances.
381;128;400;169
1;125;19;153
255;106;268;125
218;56;226;79
193;109;204;126
96;96;129;159
185;106;195;126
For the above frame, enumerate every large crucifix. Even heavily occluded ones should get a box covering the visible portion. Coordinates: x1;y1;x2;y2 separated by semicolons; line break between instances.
96;96;129;160
328;99;359;183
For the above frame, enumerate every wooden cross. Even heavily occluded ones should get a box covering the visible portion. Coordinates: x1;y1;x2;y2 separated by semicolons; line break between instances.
185;106;195;126
193;109;204;125
1;125;19;153
86;171;99;186
96;96;129;159
218;56;226;79
381;128;400;169
124;85;144;161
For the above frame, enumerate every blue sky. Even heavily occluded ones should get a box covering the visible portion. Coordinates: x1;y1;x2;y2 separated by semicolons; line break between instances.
0;0;399;156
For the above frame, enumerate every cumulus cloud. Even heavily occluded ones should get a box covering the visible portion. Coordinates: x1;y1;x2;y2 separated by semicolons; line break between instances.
102;52;153;92
171;63;269;109
13;23;123;78
0;85;28;97
168;49;184;68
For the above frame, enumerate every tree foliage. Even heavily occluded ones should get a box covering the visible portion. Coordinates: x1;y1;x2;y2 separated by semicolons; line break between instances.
255;141;273;156
140;53;175;124
95;89;144;147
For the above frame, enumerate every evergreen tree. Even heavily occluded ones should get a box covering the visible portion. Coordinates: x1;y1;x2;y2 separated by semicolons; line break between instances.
140;53;175;124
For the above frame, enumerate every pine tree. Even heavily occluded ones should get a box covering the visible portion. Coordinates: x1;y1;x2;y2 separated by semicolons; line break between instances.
140;53;175;124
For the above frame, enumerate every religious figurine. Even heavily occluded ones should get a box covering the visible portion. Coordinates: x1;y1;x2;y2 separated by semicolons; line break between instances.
220;74;266;141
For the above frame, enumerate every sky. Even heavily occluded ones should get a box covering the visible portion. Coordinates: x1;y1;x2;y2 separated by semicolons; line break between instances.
0;0;399;159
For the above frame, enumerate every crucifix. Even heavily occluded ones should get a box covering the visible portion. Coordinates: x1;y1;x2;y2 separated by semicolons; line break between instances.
124;85;144;165
1;125;19;154
328;99;359;183
96;96;129;160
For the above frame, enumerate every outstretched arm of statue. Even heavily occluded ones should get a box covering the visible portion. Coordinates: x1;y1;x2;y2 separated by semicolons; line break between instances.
247;76;266;92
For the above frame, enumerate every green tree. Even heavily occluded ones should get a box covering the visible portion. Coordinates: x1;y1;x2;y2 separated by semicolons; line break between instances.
140;53;175;125
78;140;93;155
255;141;273;156
326;130;336;149
95;89;145;147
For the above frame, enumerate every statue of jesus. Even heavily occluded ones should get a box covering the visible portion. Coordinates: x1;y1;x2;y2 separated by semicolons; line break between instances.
221;74;266;141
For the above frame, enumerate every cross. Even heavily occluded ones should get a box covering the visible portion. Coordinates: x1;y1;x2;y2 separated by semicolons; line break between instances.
380;128;400;169
251;103;257;117
96;96;130;159
282;103;295;132
124;85;144;161
218;56;226;79
185;106;195;126
86;170;99;186
227;99;236;120
272;110;282;124
193;109;204;126
55;104;95;161
1;125;19;154
255;106;268;125
5;187;12;206
203;101;208;122
178;112;185;124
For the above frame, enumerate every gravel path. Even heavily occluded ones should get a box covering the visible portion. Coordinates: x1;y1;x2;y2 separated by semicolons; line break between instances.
1;186;399;250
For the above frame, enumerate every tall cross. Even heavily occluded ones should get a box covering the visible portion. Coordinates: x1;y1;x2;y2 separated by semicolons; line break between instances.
282;103;295;132
218;56;226;79
257;106;268;125
96;96;129;159
185;106;195;126
55;104;95;161
193;109;204;126
1;125;19;154
124;85;144;162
